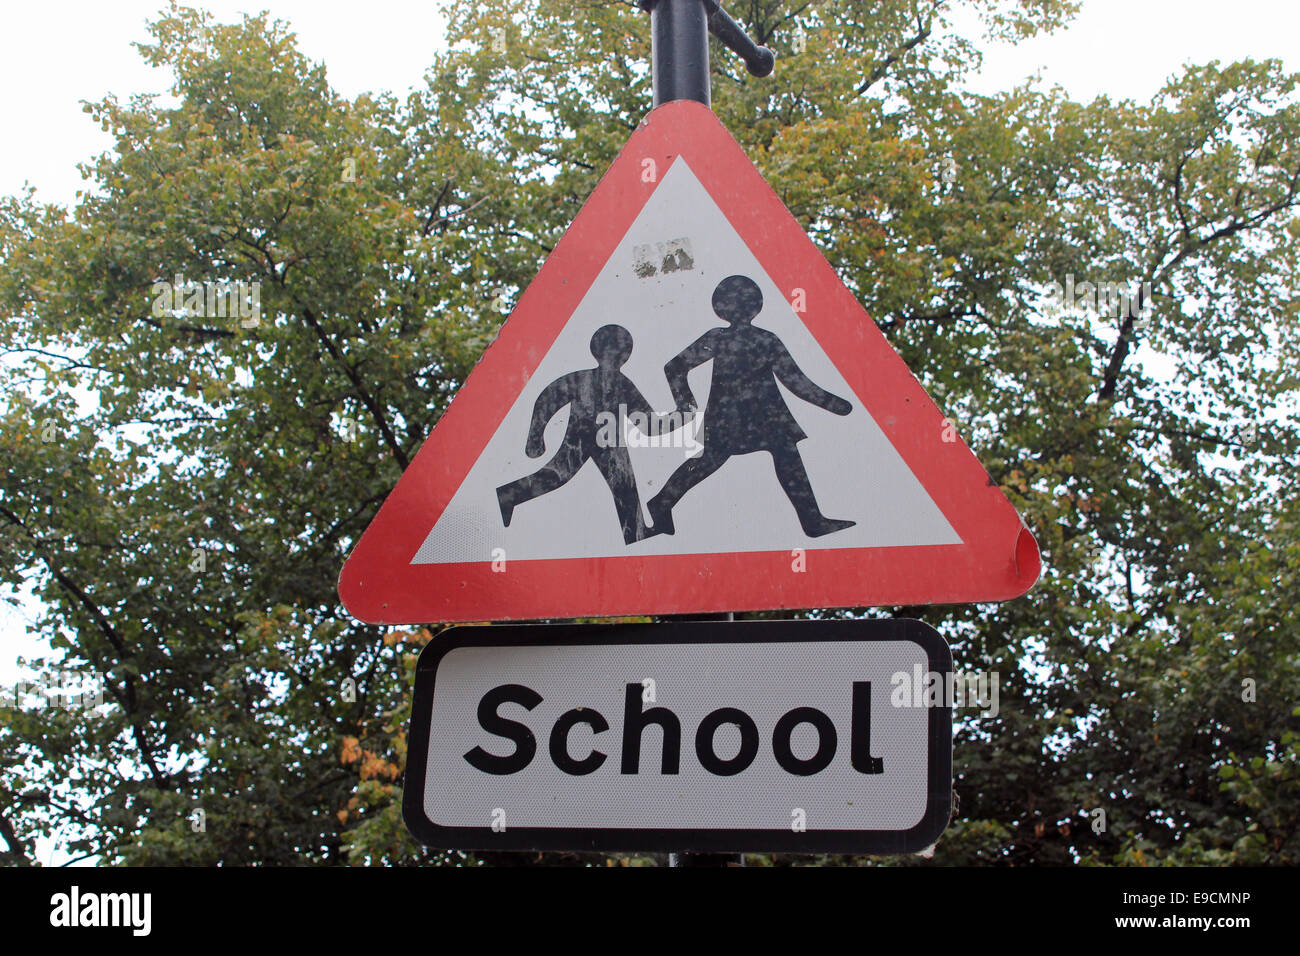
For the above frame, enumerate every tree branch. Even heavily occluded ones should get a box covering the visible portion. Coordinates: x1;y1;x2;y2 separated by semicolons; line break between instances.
297;304;410;469
0;505;172;791
0;809;35;866
852;10;934;97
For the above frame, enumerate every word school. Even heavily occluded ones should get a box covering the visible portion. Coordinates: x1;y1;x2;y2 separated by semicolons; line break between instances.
463;681;886;777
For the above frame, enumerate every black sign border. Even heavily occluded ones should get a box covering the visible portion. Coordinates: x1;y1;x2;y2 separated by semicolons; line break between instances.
403;618;952;854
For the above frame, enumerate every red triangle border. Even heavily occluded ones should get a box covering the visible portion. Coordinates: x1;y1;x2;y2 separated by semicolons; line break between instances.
339;101;1040;624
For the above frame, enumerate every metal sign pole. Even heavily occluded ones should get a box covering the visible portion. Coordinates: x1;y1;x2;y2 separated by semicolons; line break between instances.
638;0;774;869
647;0;711;108
641;0;774;109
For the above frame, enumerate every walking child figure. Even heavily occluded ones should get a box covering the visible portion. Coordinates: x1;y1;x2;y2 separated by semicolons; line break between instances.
647;274;856;538
497;324;692;544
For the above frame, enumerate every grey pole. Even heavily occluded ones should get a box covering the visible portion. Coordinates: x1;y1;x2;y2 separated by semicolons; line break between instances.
636;0;773;871
647;0;711;107
640;0;775;108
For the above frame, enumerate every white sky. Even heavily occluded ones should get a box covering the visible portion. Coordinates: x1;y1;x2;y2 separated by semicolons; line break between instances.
1;0;1298;861
2;0;1298;205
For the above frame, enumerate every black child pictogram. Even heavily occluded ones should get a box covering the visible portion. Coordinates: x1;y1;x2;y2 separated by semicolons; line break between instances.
496;324;692;544
646;274;856;538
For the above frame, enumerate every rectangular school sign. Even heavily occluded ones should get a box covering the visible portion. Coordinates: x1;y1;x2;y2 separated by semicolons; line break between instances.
403;619;952;854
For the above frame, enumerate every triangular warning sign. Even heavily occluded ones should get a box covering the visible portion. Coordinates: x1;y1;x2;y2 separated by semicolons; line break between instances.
339;100;1040;624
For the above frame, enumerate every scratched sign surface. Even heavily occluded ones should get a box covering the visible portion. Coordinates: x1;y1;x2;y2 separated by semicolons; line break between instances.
339;101;1040;623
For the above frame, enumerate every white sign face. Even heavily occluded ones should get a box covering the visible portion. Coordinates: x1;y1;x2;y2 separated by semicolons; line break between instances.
411;157;960;565
339;100;1041;625
403;620;952;854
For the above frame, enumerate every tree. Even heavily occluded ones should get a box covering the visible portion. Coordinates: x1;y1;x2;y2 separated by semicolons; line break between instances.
1;0;1297;866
